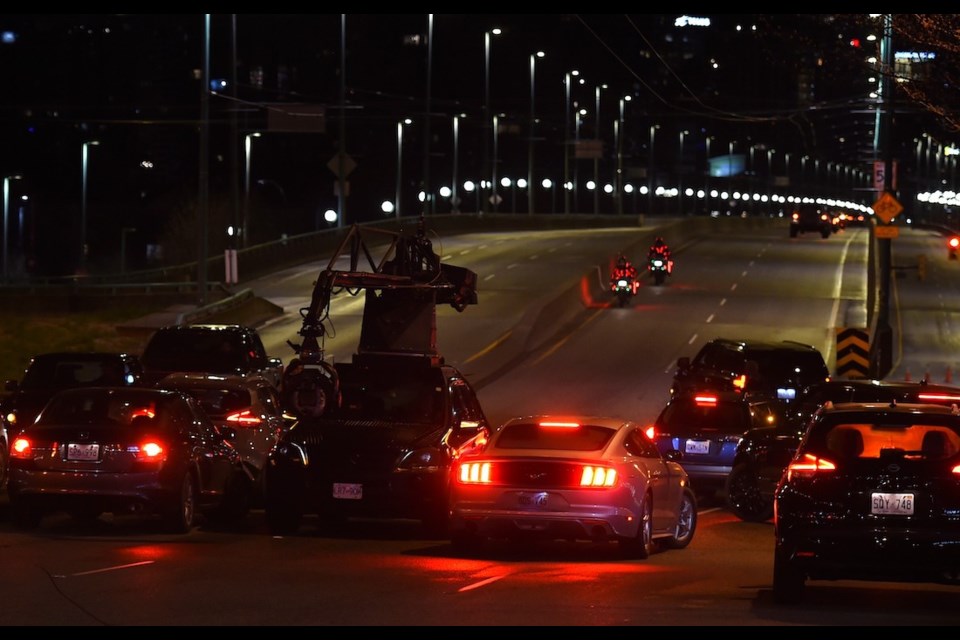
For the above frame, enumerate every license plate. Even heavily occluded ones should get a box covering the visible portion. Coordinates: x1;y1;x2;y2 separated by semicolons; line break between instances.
871;492;914;515
332;483;362;500
67;443;100;461
685;440;711;455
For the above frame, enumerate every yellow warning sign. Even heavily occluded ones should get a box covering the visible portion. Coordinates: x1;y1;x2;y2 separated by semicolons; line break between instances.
873;192;903;224
874;225;899;239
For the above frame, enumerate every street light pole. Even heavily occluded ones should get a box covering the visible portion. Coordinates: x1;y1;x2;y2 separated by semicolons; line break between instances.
3;174;22;283
616;96;629;215
452;115;461;213
648;124;657;216
563;70;577;215
593;84;605;215
528;51;544;215
395;120;405;220
243;132;260;247
80;140;99;274
678;130;686;216
492;114;500;213
482;28;500;215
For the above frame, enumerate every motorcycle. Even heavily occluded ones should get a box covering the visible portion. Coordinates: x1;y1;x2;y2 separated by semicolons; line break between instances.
610;269;638;307
648;253;671;286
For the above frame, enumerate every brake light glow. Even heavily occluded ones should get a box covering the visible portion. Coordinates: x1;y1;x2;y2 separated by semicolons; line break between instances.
918;393;960;403
580;466;617;487
130;407;156;419
458;461;491;484
11;437;30;458
952;464;960;475
694;395;717;406
645;425;655;440
539;421;580;428
133;441;165;461
786;453;837;480
732;375;747;391
226;409;262;426
950;237;960;249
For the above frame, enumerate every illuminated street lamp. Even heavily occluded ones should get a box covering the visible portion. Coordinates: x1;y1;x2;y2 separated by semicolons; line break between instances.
3;174;22;283
563;70;579;215
482;27;501;214
80;140;99;273
395;119;411;220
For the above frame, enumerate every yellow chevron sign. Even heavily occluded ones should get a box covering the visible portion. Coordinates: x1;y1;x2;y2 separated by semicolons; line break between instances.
836;327;870;378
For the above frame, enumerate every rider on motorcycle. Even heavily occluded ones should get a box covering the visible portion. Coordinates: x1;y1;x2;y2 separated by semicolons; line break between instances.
648;237;673;274
611;254;639;294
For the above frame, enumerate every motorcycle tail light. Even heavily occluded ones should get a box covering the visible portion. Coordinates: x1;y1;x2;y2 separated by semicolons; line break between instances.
786;453;836;480
225;409;262;426
458;461;492;484
580;465;617;487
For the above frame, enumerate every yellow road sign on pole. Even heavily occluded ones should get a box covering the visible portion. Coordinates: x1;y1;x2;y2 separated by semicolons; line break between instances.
873;192;903;223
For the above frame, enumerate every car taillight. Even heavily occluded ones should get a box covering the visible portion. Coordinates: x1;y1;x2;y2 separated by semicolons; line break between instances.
786;453;836;480
694;394;717;406
133;441;165;462
225;409;262;426
645;425;656;440
792;213;799;221
733;374;747;391
539;421;580;428
580;465;617;487
6;411;17;426
918;393;960;403
952;465;960;475
458;461;492;484
10;437;31;458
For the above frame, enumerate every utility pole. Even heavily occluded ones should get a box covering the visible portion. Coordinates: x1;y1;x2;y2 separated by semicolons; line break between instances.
874;13;895;377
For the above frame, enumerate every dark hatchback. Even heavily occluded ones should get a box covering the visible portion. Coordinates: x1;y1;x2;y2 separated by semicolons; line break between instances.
774;401;960;603
649;390;783;494
726;379;960;522
7;387;249;532
265;354;490;535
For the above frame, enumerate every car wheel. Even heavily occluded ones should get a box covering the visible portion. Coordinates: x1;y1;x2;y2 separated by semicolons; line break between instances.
10;498;42;530
210;470;252;525
789;227;798;238
164;473;197;534
264;470;303;535
450;528;484;555
725;462;774;522
619;495;654;559
654;271;665;286
664;488;697;549
772;545;805;604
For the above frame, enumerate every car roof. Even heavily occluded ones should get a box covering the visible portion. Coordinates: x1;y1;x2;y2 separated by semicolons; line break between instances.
157;372;269;389
30;352;137;361
801;379;960;400
707;338;820;353
819;401;960;416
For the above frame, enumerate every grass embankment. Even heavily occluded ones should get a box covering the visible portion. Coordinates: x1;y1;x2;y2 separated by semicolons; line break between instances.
0;308;149;384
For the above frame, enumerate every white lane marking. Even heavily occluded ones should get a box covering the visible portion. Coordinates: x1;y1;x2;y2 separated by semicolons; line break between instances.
741;270;748;277
507;263;519;269
749;260;755;267
730;283;738;291
55;560;155;578
706;314;715;324
484;274;496;281
478;244;488;250
529;255;539;260
720;298;727;306
460;249;471;256
459;575;507;592
688;334;698;345
442;255;453;261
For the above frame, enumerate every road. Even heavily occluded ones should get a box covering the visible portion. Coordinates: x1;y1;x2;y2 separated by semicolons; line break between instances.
3;220;960;626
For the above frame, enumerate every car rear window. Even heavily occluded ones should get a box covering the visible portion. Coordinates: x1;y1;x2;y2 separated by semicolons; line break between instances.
658;399;750;434
745;350;828;383
164;386;251;418
21;357;127;390
805;416;960;460
494;422;616;451
142;330;248;374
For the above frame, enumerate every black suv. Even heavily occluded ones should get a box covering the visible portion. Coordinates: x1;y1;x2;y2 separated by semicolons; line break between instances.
789;203;833;238
140;324;283;388
725;379;960;522
671;338;830;405
264;353;490;536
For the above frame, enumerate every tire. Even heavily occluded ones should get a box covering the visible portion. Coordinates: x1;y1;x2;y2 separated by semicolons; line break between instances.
0;441;8;494
664;488;697;550
616;292;628;308
820;227;830;238
619;495;654;559
772;546;805;604
654;271;666;286
450;528;483;554
264;469;303;535
789;227;798;238
164;473;197;534
10;498;42;530
209;470;252;525
725;462;774;522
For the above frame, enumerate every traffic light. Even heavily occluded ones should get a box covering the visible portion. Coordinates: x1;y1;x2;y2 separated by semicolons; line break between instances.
949;236;959;260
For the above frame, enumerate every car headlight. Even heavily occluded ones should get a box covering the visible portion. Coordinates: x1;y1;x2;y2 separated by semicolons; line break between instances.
397;447;448;472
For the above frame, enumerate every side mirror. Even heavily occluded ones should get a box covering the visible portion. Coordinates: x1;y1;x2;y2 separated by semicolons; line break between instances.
665;449;683;462
677;356;690;371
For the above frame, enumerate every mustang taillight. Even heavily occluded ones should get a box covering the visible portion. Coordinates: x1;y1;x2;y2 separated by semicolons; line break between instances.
458;461;492;484
580;465;617;487
133;441;165;461
786;453;836;480
226;409;262;426
10;437;31;458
